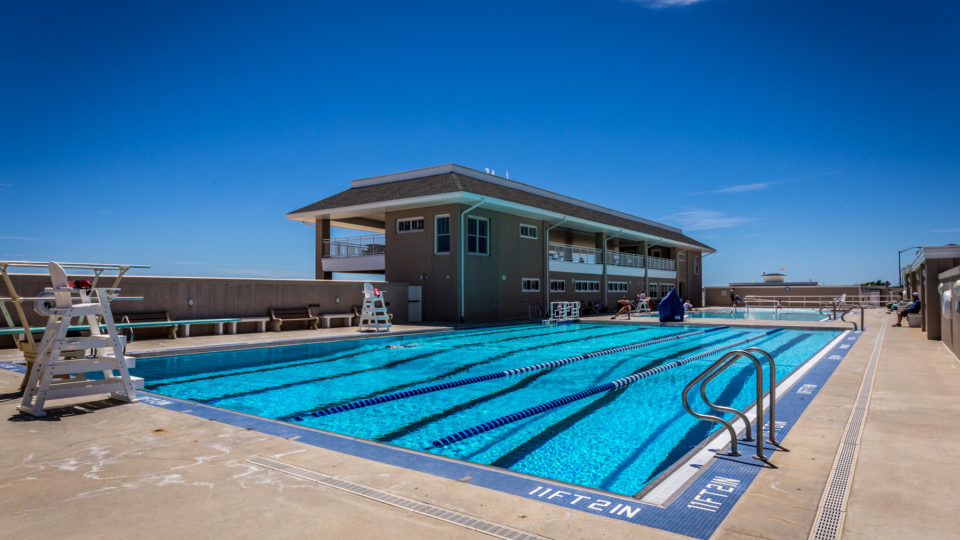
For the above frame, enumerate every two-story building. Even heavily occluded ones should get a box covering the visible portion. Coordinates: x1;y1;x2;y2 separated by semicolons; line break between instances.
286;164;714;323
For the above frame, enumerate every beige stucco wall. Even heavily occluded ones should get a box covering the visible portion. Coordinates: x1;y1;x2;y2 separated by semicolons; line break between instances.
1;274;407;345
938;265;960;359
904;257;960;340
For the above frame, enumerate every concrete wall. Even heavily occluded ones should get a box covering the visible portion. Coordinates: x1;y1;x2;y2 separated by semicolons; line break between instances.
704;285;889;308
904;256;960;340
1;274;408;344
938;265;960;360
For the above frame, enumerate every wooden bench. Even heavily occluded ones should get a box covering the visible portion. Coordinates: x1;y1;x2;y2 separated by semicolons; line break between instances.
319;313;354;328
115;312;177;339
226;317;270;334
268;307;319;332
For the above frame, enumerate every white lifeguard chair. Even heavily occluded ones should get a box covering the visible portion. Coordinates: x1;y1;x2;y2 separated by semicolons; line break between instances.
358;283;391;332
18;262;142;417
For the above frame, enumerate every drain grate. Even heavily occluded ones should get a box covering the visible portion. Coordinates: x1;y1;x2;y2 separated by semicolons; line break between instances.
810;320;887;540
248;456;547;540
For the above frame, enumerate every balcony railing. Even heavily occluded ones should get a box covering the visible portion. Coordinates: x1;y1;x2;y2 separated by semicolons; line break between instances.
549;243;602;264
548;242;676;271
323;235;386;258
646;255;676;271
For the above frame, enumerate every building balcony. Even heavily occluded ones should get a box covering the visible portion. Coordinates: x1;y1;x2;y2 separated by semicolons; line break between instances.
321;235;385;273
547;242;676;278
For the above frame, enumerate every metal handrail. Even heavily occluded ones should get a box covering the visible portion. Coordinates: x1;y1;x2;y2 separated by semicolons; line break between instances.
839;305;865;331
681;347;777;460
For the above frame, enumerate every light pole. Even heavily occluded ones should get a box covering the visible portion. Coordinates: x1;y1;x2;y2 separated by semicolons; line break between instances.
897;246;921;288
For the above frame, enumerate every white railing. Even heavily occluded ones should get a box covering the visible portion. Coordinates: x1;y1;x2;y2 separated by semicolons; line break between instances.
549;243;602;264
743;295;899;308
323;235;386;258
548;243;677;271
647;255;676;271
605;251;644;268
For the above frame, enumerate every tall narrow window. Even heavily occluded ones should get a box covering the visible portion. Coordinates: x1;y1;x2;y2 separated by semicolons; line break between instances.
467;216;489;255
435;215;450;254
694;256;699;275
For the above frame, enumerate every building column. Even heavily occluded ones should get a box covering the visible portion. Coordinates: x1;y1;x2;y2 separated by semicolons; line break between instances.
316;217;332;280
642;240;649;296
597;233;607;309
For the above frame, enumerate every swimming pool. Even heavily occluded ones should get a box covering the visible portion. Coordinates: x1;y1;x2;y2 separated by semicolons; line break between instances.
660;308;830;322
133;323;841;496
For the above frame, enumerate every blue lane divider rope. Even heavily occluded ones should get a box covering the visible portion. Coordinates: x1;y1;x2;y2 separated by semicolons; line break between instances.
293;326;728;421
430;328;783;448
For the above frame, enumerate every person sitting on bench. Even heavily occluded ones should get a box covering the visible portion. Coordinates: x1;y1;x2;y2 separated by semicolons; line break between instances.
893;292;921;327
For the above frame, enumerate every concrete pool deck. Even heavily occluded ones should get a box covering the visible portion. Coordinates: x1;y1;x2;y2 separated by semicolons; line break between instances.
2;312;958;539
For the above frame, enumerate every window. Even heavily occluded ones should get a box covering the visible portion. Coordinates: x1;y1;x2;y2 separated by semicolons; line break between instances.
519;224;538;239
678;252;686;262
607;281;628;292
467;216;489;255
694;256;699;275
521;278;540;292
575;280;601;292
550;279;565;292
649;283;659;298
397;217;424;233
434;215;450;254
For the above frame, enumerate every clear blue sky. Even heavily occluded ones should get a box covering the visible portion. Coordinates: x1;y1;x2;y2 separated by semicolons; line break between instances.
2;0;957;285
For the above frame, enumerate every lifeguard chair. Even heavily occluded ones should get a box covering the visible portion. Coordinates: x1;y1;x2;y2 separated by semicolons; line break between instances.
358;283;391;332
18;262;142;416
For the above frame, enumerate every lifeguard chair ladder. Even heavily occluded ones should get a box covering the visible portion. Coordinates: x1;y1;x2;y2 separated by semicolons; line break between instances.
358;283;391;332
18;262;143;417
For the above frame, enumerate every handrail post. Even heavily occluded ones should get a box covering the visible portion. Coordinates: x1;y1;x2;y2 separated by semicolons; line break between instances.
860;304;865;332
744;347;778;445
681;351;744;457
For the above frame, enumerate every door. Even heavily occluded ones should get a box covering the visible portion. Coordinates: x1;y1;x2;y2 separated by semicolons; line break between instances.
408;286;422;323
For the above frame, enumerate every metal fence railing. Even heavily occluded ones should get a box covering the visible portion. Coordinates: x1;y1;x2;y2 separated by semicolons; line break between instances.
548;243;677;272
323;235;386;258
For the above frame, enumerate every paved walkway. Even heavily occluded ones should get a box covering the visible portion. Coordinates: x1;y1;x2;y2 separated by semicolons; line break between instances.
1;313;957;539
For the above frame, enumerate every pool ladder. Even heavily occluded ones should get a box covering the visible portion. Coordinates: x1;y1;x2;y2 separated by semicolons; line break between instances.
681;347;777;461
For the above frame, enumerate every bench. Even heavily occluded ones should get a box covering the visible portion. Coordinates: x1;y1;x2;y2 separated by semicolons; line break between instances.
907;313;921;328
226;317;270;334
319;313;354;329
269;307;319;332
115;312;177;339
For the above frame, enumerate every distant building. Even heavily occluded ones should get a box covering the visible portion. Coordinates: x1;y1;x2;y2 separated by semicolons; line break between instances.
286;164;715;322
705;271;885;308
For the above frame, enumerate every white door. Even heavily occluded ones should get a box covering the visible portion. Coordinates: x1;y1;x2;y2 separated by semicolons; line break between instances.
408;286;422;323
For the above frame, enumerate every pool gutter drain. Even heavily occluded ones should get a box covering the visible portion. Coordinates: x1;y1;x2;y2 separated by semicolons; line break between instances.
248;456;546;540
810;318;886;540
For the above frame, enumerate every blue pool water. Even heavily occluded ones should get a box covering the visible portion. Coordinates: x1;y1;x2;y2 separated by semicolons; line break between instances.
133;323;841;496
656;308;830;322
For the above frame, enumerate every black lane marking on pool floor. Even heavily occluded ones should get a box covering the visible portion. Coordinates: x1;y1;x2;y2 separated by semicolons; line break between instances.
181;326;636;405
373;330;743;444
485;332;762;469
146;322;603;391
18;329;859;539
265;327;642;419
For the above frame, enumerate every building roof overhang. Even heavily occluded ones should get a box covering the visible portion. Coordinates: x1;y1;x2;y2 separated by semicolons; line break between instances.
905;244;960;273
286;164;715;253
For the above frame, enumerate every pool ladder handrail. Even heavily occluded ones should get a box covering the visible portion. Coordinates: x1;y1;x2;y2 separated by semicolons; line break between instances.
839;304;865;331
681;347;777;461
